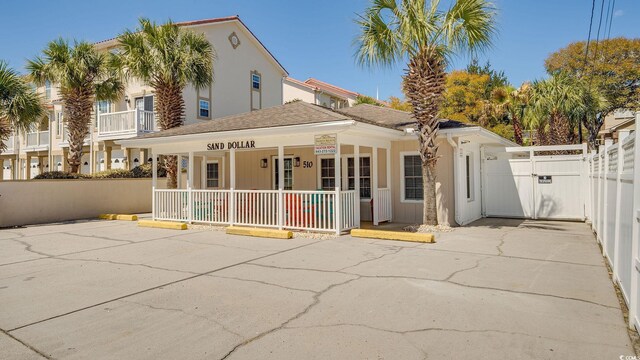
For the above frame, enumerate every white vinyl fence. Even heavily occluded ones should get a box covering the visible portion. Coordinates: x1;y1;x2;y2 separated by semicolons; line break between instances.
588;112;640;331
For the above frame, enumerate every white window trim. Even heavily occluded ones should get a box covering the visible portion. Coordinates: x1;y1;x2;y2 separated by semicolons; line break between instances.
252;73;261;90
204;160;220;189
271;155;293;190
400;151;423;204
316;153;372;200
465;152;475;202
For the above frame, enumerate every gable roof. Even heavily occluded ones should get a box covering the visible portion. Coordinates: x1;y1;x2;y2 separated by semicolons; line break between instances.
304;78;359;98
336;104;470;130
137;101;350;139
94;16;287;75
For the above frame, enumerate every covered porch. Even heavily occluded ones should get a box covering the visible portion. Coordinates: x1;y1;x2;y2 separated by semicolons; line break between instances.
142;125;394;234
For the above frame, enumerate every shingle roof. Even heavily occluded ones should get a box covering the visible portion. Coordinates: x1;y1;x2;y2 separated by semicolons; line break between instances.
335;104;469;130
137;102;470;140
138;101;350;139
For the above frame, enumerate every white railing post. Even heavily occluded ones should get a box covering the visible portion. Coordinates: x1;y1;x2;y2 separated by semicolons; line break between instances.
277;145;284;230
334;140;341;235
229;148;236;226
354;144;360;228
613;135;627;282
372;146;379;226
152;152;157;221
187;151;194;224
386;147;392;222
602;139;613;255
134;109;140;134
630;111;640;330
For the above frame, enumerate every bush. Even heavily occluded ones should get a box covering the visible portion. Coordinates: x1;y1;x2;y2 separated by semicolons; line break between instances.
131;163;167;178
33;163;167;180
92;169;134;179
33;171;92;180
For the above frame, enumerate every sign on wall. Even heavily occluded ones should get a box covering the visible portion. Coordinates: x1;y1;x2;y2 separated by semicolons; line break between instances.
207;140;256;151
314;134;337;155
538;175;552;184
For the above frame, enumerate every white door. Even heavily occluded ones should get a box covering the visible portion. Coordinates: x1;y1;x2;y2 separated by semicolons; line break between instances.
483;148;586;220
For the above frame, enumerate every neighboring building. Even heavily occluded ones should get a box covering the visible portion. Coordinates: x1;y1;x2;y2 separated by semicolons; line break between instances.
119;102;516;230
598;109;635;144
283;77;359;109
1;16;287;180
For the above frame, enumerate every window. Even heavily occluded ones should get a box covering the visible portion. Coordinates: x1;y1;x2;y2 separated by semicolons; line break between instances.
251;73;261;90
45;80;51;100
465;154;474;201
347;157;371;198
320;158;335;190
403;155;423;201
206;162;219;188
97;100;110;114
274;158;293;190
199;99;210;118
57;112;64;138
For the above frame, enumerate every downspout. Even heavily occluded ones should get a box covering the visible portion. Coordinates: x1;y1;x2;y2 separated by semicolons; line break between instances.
447;133;463;226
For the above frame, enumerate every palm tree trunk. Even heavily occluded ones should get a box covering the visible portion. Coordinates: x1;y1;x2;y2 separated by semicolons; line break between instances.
155;82;185;189
512;116;524;145
0;118;10;154
62;88;93;173
403;48;446;226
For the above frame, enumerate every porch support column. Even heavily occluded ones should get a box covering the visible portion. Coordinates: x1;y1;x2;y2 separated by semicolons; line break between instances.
62;149;68;172
10;158;15;180
105;146;112;170
126;148;133;170
386;146;392;221
177;154;182;189
151;152;157;220
372;146;379;226
187;151;194;224
0;160;4;181
25;155;31;179
229;148;236;226
354;145;360;228
334;141;341;235
278;145;284;230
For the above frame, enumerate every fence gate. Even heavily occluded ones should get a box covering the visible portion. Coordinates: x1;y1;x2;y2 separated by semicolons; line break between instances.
482;144;588;221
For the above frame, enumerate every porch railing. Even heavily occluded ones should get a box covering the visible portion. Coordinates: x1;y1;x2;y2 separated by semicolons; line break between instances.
25;131;49;148
377;188;392;222
153;188;358;233
98;109;155;138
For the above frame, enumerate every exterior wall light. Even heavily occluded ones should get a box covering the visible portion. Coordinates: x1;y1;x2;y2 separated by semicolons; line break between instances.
294;157;301;167
260;158;268;168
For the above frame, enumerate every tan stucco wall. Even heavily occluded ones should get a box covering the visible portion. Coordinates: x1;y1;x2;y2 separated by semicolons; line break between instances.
283;80;316;104
390;139;455;226
0;179;152;227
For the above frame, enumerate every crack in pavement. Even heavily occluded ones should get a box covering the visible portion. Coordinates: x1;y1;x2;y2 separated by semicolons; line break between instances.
119;299;244;338
207;274;320;294
7;239;323;333
283;323;629;348
0;232;195;268
219;277;361;360
337;246;404;272
0;327;51;359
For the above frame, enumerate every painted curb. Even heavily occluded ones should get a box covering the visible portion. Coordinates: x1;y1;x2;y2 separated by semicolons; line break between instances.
138;220;187;230
226;226;293;239
350;229;435;243
99;214;138;221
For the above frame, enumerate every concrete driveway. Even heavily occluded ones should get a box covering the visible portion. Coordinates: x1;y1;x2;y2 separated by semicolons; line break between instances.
0;218;634;359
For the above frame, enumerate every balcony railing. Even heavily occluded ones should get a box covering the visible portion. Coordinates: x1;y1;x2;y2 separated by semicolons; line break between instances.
61;126;90;145
25;131;49;148
2;135;15;152
98;109;155;139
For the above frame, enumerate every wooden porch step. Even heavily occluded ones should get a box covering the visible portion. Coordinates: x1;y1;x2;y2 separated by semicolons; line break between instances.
350;229;435;243
226;226;293;239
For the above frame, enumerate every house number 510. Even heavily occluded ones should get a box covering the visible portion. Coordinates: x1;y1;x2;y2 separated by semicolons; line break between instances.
303;161;313;168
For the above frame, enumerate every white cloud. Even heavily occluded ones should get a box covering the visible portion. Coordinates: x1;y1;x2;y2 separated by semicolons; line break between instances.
614;9;624;17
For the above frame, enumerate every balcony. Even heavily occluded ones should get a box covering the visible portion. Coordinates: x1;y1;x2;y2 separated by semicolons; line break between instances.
60;126;91;147
24;131;49;151
98;109;156;140
2;135;17;154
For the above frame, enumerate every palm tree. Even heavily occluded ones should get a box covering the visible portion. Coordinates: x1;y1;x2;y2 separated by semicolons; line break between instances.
116;18;214;188
27;39;123;173
355;0;497;225
0;61;44;154
528;73;584;146
490;83;532;145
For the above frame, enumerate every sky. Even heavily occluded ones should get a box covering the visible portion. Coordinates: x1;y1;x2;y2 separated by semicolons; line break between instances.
0;0;638;100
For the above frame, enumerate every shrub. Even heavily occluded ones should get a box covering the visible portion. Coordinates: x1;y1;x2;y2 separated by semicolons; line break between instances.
92;169;133;179
33;171;92;180
131;163;167;178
